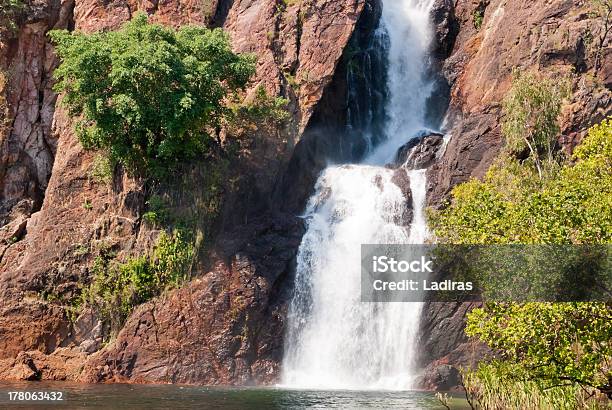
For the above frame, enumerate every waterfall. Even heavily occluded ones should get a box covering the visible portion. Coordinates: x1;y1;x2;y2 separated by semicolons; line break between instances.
282;0;436;390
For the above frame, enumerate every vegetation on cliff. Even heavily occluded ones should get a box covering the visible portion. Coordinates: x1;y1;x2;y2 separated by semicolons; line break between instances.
0;0;24;41
431;119;611;244
46;13;292;339
50;13;256;175
430;67;612;406
501;70;570;180
81;230;194;334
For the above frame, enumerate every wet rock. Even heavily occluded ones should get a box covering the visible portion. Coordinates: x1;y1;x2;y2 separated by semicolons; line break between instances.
10;353;40;381
422;364;461;392
274;0;384;214
394;131;445;170
0;348;88;381
390;169;413;226
74;309;104;354
417;302;493;390
427;107;502;206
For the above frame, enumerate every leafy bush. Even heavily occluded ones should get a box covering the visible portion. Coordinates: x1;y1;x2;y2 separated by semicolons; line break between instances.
142;194;168;226
50;14;256;175
228;85;290;132
501;70;570;179
89;153;114;184
430;119;612;244
466;303;611;399
430;119;612;401
472;10;484;30
83;230;194;334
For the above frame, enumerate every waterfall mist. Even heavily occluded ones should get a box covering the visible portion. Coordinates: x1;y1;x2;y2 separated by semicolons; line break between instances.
282;0;437;390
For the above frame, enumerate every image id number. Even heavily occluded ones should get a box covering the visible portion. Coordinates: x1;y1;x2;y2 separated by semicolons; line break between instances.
8;391;64;401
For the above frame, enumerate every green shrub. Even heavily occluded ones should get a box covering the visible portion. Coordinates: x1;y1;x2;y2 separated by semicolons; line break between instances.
472;9;484;30
89;153;114;184
142;194;168;226
229;85;289;131
50;13;256;175
283;71;299;91
466;303;611;399
430;119;612;245
501;70;570;179
430;119;612;401
82;230;194;334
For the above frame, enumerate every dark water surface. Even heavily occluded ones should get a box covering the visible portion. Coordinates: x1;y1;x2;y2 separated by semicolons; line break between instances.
0;381;469;409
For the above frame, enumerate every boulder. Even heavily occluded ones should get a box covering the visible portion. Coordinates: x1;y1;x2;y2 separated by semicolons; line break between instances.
394;131;445;170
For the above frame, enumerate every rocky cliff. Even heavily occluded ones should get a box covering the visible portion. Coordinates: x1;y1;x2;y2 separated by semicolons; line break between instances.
0;0;375;384
0;0;610;389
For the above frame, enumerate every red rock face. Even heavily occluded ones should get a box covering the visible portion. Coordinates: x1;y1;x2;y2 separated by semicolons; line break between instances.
0;1;70;228
0;0;366;228
0;0;368;385
428;0;612;205
81;220;305;385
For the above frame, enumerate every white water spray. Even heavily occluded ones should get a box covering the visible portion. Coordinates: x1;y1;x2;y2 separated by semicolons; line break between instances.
282;0;436;390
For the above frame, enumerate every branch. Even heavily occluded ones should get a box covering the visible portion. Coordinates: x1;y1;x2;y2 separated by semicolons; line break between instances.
523;135;543;179
459;374;477;410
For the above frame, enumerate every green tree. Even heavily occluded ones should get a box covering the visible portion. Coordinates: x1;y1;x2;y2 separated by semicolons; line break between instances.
501;70;570;180
50;14;256;174
466;303;611;399
431;119;612;245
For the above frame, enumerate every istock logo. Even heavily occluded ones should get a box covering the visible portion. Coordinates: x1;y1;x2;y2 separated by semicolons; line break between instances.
372;256;433;273
362;244;611;303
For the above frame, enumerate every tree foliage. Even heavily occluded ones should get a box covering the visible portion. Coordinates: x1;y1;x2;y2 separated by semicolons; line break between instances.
430;119;612;245
50;14;256;174
430;119;612;400
501;70;570;179
466;303;611;398
229;85;290;130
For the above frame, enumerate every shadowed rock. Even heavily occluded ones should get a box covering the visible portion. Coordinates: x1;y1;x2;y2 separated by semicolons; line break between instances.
393;131;445;170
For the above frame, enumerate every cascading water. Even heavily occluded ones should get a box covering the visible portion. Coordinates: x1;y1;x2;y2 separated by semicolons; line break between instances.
282;0;437;390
